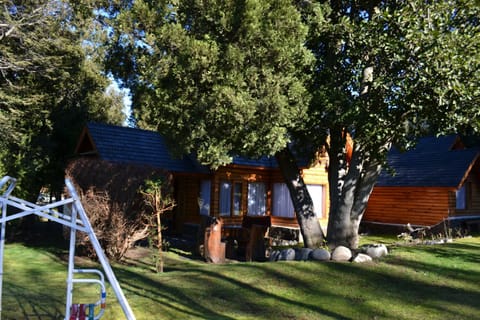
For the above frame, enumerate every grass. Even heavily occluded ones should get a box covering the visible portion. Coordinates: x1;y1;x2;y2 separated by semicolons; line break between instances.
1;235;480;320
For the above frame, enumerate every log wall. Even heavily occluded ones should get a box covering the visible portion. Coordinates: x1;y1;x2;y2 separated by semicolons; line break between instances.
364;186;454;226
173;160;331;232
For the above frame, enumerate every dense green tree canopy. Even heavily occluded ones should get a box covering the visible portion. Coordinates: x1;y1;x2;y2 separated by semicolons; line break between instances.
106;0;314;167
0;0;125;199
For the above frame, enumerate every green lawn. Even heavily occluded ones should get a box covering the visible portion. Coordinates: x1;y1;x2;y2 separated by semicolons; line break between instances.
1;236;480;320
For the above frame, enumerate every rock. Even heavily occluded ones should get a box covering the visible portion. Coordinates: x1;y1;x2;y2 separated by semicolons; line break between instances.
331;246;352;262
353;253;373;263
278;248;296;261
425;239;444;245
310;248;330;261
364;244;388;258
295;248;313;261
269;250;281;262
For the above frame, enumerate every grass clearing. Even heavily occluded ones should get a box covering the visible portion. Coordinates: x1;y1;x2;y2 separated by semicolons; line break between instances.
1;236;479;319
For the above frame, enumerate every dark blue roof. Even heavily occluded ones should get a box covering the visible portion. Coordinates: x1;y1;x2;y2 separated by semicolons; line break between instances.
83;123;282;173
377;135;479;187
85;123;209;173
232;156;277;168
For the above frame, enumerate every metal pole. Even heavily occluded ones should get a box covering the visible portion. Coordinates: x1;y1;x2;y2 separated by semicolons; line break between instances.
66;179;136;320
64;204;77;320
0;195;6;320
0;176;16;320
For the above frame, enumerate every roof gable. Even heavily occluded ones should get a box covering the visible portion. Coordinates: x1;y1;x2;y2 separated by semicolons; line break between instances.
377;135;480;188
76;123;209;173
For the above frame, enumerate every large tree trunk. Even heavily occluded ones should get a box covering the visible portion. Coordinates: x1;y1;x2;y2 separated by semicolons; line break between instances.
276;148;325;248
326;131;383;249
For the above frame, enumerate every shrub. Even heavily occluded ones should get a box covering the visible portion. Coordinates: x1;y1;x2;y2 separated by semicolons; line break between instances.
65;158;174;261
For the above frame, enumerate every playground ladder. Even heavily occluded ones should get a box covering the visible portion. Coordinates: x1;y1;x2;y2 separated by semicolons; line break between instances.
0;176;136;320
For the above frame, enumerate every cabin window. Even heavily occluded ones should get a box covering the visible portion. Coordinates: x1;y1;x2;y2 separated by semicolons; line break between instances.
272;183;295;218
219;181;243;216
198;180;211;216
306;184;324;218
219;181;232;216
456;184;467;210
233;182;243;216
247;182;266;216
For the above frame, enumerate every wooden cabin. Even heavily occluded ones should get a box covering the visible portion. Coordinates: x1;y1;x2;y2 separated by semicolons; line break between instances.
74;123;330;237
364;135;480;228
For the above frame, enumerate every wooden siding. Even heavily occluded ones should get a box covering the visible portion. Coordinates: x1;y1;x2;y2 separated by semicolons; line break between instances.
364;187;454;226
365;165;480;227
212;165;273;219
174;161;331;231
173;175;203;233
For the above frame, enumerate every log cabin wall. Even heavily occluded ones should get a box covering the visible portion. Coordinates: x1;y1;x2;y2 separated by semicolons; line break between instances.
173;161;331;232
211;165;276;227
172;174;205;233
364;186;454;226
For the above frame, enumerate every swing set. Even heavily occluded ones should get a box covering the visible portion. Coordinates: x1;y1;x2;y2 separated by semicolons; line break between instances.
0;176;136;320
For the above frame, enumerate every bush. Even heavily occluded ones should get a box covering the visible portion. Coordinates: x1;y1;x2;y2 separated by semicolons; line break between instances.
65;158;173;261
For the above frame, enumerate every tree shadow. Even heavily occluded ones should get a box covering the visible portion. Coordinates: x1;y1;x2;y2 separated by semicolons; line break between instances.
2;281;64;319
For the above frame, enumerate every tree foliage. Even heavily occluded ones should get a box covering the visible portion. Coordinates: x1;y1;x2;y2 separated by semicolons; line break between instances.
0;0;125;199
299;0;480;247
106;0;314;167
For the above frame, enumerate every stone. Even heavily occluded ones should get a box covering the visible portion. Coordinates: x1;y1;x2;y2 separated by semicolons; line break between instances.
364;244;388;258
278;248;296;261
269;250;280;262
353;253;373;263
295;248;313;261
310;248;331;261
331;246;352;262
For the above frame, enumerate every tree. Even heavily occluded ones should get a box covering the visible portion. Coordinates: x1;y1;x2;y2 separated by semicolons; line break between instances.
0;0;126;200
140;178;175;273
299;0;480;248
105;0;479;249
105;0;325;246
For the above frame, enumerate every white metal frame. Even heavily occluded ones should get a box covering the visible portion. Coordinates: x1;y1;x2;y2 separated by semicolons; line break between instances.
0;176;136;320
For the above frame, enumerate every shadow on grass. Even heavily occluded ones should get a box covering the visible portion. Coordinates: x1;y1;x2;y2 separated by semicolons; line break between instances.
109;240;480;320
113;263;353;320
2;281;64;320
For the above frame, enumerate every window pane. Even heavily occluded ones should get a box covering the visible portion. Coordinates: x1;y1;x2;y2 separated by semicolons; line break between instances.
306;184;324;218
219;181;232;216
199;180;211;216
456;185;466;209
233;182;242;216
272;183;294;218
248;182;266;216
